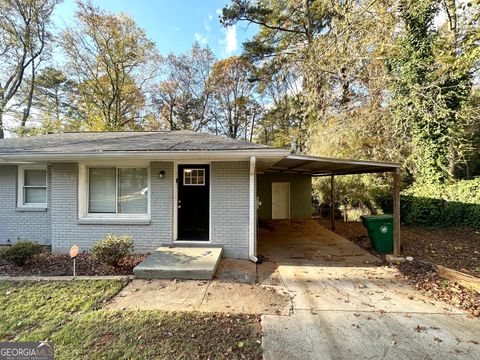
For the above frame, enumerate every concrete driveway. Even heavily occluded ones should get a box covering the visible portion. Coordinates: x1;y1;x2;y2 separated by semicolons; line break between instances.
258;220;480;360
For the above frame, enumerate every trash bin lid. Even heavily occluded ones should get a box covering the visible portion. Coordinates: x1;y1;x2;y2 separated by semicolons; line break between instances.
360;214;393;222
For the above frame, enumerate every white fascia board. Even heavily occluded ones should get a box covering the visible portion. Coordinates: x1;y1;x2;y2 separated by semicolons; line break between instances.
0;149;291;163
287;154;401;168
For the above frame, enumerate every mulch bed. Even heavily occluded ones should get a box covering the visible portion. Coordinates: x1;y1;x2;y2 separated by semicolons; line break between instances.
0;251;145;276
399;227;480;277
397;260;480;317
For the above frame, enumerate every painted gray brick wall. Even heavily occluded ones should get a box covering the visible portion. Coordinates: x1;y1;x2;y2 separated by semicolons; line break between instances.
1;161;252;258
0;165;51;244
50;162;173;253
211;161;250;259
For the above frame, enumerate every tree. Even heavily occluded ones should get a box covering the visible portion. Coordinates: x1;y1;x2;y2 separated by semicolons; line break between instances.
0;0;59;138
221;0;337;118
154;42;216;131
62;1;161;130
308;0;402;163
435;0;480;178
21;67;81;134
153;80;180;130
388;0;478;184
255;93;307;151
254;63;308;151
208;56;257;139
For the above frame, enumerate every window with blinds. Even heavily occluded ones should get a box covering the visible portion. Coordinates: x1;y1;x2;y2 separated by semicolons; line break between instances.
21;168;47;206
88;167;148;214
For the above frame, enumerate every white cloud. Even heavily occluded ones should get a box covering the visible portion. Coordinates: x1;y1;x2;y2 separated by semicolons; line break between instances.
221;25;237;55
215;8;222;16
193;15;213;46
194;32;208;45
204;19;211;33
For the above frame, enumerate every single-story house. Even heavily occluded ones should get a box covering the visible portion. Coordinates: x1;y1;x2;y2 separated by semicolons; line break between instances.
0;131;401;261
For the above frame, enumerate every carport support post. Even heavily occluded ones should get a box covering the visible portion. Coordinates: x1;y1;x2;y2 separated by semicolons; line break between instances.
393;168;401;256
330;174;335;231
248;156;258;263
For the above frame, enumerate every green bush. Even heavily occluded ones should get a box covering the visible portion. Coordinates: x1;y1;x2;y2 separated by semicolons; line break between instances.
91;234;134;267
0;240;44;266
312;174;389;212
379;178;480;228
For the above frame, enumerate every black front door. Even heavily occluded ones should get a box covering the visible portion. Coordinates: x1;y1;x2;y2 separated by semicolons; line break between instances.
177;164;209;240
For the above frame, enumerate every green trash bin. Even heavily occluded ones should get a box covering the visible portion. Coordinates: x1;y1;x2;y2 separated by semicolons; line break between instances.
360;215;394;253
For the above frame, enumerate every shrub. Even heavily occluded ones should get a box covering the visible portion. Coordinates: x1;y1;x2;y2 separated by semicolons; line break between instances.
378;178;480;228
91;234;134;266
0;240;44;266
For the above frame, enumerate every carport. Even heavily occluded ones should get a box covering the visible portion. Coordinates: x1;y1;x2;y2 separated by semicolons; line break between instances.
256;154;402;256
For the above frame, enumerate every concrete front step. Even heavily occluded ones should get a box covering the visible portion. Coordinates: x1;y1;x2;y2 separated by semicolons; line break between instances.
133;247;223;280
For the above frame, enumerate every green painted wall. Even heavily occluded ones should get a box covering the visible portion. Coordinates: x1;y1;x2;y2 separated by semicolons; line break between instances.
257;173;312;220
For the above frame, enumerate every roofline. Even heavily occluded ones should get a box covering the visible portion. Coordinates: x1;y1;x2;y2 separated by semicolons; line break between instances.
287;154;401;169
0;149;291;162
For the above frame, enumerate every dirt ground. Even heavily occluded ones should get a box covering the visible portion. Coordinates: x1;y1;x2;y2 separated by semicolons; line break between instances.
316;218;480;276
107;258;291;315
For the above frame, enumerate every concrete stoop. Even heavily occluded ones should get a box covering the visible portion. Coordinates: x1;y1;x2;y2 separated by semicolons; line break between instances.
133;247;223;280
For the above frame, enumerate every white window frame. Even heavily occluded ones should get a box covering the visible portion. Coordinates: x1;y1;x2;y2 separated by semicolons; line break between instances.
183;168;206;186
78;163;151;220
17;164;47;208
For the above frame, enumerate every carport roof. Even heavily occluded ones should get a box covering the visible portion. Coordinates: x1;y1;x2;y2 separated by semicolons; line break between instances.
260;154;400;176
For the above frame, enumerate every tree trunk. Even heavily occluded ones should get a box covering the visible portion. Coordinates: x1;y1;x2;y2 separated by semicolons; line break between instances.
55;88;60;124
21;60;36;130
0;107;4;139
249;112;256;143
169;104;174;130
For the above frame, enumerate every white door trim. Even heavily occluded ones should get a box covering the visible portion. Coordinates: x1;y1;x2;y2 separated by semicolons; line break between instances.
271;182;290;220
173;161;212;243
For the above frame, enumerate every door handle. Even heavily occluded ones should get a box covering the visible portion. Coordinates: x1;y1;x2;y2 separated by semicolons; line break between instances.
178;205;181;208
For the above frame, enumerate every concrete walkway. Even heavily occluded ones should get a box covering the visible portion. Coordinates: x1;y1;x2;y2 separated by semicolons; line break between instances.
259;221;480;360
107;278;290;315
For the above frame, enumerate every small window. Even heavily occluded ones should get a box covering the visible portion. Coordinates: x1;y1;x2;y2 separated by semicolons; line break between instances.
183;168;205;186
18;165;47;207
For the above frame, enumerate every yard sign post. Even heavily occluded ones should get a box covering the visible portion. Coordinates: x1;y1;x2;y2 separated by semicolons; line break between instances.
70;245;79;278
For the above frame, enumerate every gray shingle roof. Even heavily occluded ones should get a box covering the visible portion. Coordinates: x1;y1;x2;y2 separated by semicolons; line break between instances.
0;131;277;154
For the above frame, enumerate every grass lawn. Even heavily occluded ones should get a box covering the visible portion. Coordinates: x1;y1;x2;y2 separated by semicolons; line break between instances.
52;310;261;359
0;280;123;342
0;280;262;359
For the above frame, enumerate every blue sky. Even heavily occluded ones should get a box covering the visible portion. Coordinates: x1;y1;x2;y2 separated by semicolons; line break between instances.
53;0;258;59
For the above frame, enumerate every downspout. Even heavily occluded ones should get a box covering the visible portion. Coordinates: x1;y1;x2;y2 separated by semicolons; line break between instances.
249;156;258;263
